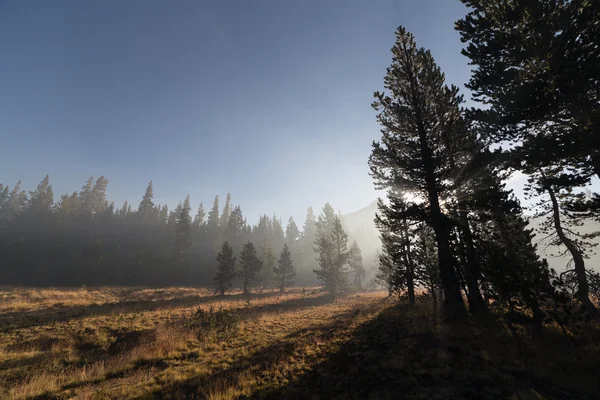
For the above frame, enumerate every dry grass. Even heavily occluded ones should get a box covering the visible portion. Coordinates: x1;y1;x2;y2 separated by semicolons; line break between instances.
0;287;598;400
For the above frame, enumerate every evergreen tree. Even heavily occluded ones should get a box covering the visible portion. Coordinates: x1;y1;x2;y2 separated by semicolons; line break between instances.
270;214;285;254
26;175;54;216
456;0;600;181
1;181;27;222
138;181;155;221
214;241;236;295
299;207;317;273
158;205;169;225
207;195;220;228
260;240;276;290
286;216;303;277
193;202;205;230
369;26;471;319
91;176;109;218
525;168;600;319
316;203;336;240
314;216;349;299
78;177;95;220
172;196;192;262
285;217;300;246
414;226;441;313
225;205;246;253
221;193;231;230
375;194;418;303
348;240;366;291
274;243;296;293
238;241;263;295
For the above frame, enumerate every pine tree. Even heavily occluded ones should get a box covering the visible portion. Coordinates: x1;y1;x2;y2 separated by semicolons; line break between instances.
316;203;336;240
299;207;317;273
214;241;236;295
525;168;600;319
369;26;470;319
26;175;54;216
221;193;231;230
274;243;296;293
285;217;300;246
56;192;79;223
348;240;366;291
193;203;205;230
138;181;155;221
314;216;349;299
414;225;441;313
456;0;600;181
260;240;276;290
158;205;169;225
172;195;192;262
270;215;285;254
1;181;27;222
238;241;263;295
286;216;303;277
225;206;246;253
91;176;109;219
78;177;95;220
0;184;9;223
375;194;418;303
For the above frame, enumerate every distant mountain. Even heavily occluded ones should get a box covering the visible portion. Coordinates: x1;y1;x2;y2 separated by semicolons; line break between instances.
342;201;600;277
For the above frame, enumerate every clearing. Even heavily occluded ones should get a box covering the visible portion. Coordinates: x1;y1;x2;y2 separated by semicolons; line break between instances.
0;287;598;399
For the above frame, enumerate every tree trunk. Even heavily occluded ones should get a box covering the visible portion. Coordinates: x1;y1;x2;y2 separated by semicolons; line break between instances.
546;184;600;319
415;124;466;319
404;48;467;321
432;223;467;319
402;218;416;305
456;208;491;318
430;281;438;319
591;152;600;180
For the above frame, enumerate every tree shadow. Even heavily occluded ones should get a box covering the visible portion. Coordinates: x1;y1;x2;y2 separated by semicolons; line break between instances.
0;290;292;331
251;304;598;400
150;300;599;400
146;299;378;399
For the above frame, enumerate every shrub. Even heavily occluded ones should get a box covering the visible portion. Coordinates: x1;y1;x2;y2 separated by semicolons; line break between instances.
186;305;241;339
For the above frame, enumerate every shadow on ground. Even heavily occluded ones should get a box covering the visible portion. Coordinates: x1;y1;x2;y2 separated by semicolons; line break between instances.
152;301;600;400
0;290;308;331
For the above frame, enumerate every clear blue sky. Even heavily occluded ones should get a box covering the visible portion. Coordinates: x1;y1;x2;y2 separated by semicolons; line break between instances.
0;0;474;224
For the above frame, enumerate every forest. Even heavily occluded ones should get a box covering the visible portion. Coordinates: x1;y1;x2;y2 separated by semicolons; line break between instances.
0;177;370;289
1;1;600;399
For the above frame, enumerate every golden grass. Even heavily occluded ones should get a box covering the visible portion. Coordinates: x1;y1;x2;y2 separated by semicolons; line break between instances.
0;287;385;399
1;287;598;400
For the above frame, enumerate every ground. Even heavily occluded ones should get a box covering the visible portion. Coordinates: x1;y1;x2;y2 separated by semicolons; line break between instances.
0;287;598;400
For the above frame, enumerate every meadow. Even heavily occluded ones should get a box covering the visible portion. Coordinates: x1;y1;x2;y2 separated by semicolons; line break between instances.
0;287;599;400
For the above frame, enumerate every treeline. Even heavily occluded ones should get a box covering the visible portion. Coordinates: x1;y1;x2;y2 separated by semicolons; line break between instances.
0;178;367;287
372;0;600;323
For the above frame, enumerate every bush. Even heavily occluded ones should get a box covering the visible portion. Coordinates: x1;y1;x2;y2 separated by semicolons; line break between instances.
186;305;241;339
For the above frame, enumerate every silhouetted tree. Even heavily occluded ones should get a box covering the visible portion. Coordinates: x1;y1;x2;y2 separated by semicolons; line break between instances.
214;241;236;295
348;240;366;291
239;241;263;295
369;26;470;319
260;240;276;290
138;181;155;221
456;0;600;182
314;216;349;299
274;243;296;293
172;195;192;262
193;203;205;230
221;193;231;230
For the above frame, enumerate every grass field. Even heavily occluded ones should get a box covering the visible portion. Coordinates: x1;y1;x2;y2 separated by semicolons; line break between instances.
0;287;599;400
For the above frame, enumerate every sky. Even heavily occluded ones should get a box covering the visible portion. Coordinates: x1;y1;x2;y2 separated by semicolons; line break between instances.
0;0;526;224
